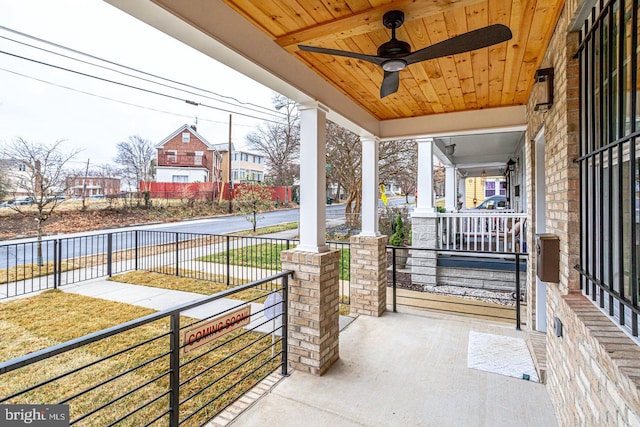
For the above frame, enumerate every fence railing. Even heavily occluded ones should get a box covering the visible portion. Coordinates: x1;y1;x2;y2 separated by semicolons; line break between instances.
387;245;526;329
0;231;351;307
0;271;291;426
437;212;527;254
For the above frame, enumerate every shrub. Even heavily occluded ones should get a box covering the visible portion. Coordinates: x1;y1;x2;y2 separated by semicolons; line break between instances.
389;214;406;246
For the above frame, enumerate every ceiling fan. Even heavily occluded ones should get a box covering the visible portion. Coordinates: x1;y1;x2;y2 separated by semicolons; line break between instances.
298;10;513;98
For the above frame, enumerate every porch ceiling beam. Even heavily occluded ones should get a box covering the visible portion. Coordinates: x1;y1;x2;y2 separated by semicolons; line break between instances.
378;106;526;140
275;0;484;51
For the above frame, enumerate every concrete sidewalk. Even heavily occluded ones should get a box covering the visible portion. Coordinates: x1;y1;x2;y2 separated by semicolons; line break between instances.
62;278;355;331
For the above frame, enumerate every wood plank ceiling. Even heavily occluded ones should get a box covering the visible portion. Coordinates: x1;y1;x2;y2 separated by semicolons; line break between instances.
221;0;565;121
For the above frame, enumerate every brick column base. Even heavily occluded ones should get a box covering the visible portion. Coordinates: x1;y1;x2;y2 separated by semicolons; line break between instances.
349;234;388;317
281;249;340;376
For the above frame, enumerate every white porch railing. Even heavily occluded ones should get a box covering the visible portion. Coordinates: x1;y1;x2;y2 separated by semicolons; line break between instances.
437;212;527;253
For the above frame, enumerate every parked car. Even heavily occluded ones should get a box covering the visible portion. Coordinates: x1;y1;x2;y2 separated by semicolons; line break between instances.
474;195;507;210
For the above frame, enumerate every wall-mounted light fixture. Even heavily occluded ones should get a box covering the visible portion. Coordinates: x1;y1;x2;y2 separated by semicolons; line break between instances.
445;144;456;156
507;158;516;173
534;68;554;112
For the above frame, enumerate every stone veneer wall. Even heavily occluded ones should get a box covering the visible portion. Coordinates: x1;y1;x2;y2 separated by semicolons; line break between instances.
349;235;388;317
410;215;438;287
528;4;640;425
281;249;340;376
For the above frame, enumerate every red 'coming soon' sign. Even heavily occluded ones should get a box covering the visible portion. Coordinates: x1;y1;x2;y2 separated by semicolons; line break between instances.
182;305;251;354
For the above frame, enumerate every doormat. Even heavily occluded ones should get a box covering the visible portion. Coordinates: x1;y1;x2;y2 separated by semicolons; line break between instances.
467;331;539;382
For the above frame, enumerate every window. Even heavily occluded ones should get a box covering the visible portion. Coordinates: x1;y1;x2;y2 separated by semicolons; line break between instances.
577;0;639;338
172;175;188;183
485;181;496;197
484;179;506;197
167;150;177;163
194;151;203;166
182;132;190;143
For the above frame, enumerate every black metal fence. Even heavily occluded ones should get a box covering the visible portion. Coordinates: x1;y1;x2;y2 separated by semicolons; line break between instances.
387;246;526;329
0;271;291;426
0;231;351;306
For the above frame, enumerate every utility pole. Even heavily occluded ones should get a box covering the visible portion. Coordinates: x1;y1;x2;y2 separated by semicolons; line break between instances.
228;114;233;214
82;158;90;210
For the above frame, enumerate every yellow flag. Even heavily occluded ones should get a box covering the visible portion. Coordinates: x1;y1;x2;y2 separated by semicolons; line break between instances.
380;184;388;206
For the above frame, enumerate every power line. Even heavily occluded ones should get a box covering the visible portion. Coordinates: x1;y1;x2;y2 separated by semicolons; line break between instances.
0;67;262;129
0;49;283;125
0;25;286;119
0;33;285;120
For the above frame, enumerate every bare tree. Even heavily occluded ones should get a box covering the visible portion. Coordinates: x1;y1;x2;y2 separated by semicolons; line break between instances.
0;161;10;200
379;139;417;200
114;135;155;205
234;184;274;232
326;121;417;215
2;138;79;264
246;94;299;186
326;121;361;215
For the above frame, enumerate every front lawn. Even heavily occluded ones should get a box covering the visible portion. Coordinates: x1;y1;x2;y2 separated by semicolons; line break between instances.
0;290;281;425
196;243;351;280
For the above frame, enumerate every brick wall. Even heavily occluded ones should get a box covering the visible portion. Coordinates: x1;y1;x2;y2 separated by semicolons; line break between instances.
281;249;340;375
528;5;640;426
349;235;387;316
157;129;214;180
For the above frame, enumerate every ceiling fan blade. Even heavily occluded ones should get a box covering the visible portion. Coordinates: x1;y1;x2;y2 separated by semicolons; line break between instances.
404;24;512;65
380;71;399;98
298;44;385;66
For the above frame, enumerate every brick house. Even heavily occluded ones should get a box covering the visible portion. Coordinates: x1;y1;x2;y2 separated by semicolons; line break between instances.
155;124;222;185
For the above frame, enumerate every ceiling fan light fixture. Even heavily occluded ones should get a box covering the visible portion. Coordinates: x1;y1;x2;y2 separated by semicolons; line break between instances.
382;59;406;72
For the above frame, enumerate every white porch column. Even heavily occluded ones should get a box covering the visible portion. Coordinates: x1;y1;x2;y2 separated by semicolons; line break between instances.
458;176;466;210
360;135;379;236
298;102;328;253
444;166;457;212
414;138;436;216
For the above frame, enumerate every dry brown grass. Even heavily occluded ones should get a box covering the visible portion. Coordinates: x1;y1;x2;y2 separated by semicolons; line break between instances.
0;290;281;426
0;260;82;284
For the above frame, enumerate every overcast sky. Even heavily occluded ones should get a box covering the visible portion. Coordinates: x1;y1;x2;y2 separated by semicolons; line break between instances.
0;0;279;170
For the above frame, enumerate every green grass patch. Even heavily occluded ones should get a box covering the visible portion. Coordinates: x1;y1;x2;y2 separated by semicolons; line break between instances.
229;222;298;236
196;243;350;280
0;290;280;425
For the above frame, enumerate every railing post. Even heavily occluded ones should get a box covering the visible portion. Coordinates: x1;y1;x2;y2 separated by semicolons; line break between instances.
281;274;289;377
226;235;230;287
134;230;139;271
392;247;397;313
175;232;180;277
53;239;58;290
515;252;521;331
57;239;62;287
169;312;181;427
107;233;113;277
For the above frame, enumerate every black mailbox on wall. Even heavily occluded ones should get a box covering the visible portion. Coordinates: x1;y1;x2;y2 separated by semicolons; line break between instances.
536;234;560;283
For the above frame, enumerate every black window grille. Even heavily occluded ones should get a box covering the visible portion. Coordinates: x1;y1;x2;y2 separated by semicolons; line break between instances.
576;0;640;338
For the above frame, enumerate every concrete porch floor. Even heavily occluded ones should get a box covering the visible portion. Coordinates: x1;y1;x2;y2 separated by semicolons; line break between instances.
223;309;557;427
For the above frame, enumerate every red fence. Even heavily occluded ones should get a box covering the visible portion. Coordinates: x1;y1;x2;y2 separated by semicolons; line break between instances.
140;182;292;203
